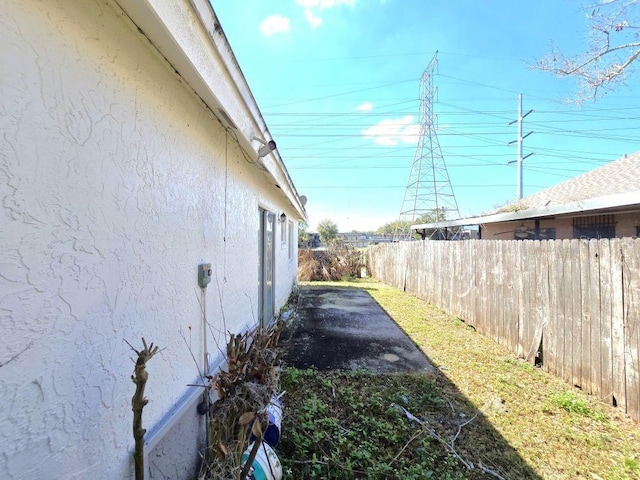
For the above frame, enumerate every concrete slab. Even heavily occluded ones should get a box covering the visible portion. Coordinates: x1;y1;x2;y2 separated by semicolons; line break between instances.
281;285;434;373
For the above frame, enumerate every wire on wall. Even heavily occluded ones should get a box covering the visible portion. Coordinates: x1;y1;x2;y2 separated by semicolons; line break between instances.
224;129;229;283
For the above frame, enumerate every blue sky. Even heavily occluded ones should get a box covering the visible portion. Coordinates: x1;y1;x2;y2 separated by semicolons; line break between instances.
212;0;639;232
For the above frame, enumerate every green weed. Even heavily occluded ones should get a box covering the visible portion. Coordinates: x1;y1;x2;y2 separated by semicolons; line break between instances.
279;368;478;479
625;456;640;476
548;391;604;419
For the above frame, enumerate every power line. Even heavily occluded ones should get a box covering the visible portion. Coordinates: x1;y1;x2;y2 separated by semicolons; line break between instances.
298;184;541;189
265;79;416;108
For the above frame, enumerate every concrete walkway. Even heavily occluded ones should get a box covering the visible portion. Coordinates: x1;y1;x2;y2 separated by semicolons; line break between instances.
281;285;434;373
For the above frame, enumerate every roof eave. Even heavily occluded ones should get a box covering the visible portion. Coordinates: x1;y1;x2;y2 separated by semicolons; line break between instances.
412;190;640;230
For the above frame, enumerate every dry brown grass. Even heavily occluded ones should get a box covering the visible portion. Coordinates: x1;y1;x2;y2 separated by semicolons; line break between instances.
298;241;363;281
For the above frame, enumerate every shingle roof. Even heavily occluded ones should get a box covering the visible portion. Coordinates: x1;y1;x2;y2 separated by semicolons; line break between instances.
504;151;640;211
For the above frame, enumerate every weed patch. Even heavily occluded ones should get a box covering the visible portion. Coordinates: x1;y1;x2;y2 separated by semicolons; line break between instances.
546;391;605;420
279;368;531;479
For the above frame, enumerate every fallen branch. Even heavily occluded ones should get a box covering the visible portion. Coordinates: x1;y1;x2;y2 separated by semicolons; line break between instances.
288;459;329;465
392;404;505;480
478;462;507;480
451;413;477;447
387;426;427;467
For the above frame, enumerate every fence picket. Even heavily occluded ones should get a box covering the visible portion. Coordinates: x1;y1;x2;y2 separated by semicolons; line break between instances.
589;239;603;399
506;241;518;351
558;240;572;384
547;241;559;376
611;239;626;412
570;240;583;389
622;239;640;420
579;240;592;393
495;241;505;345
600;239;613;405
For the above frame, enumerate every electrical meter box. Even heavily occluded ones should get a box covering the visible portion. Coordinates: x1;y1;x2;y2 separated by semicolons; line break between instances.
198;263;212;288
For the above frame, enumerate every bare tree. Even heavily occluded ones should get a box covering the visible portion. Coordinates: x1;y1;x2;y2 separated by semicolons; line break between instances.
536;0;640;101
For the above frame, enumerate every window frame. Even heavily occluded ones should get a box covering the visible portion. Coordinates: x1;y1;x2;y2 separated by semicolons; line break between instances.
280;216;287;246
288;220;294;261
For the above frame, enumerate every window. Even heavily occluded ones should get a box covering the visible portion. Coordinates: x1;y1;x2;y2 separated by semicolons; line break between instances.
514;228;556;240
288;220;294;260
573;214;616;239
280;217;287;245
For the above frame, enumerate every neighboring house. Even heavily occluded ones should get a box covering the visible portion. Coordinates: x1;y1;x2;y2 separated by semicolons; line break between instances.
412;152;640;240
338;232;395;248
0;2;306;479
301;232;394;249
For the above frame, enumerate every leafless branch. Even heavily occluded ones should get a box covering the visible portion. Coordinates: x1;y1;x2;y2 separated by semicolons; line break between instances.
387;426;428;467
179;329;207;385
451;413;478;446
391;404;505;479
534;0;640;101
126;338;161;480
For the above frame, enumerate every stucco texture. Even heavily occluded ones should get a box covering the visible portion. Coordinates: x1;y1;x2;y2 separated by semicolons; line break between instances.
0;1;298;478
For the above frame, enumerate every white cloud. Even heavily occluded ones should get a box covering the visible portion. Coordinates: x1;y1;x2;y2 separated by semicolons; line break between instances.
356;102;374;112
362;115;421;146
303;9;323;28
296;0;355;28
260;15;291;35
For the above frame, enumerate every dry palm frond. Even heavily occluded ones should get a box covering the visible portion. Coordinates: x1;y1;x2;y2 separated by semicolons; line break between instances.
199;322;283;479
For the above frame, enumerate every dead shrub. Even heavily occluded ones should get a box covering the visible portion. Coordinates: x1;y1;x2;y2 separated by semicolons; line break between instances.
198;322;283;480
298;240;363;281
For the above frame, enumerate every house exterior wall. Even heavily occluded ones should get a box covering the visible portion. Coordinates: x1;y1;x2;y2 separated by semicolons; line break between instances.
484;218;567;240
613;212;640;238
0;1;299;479
483;211;640;240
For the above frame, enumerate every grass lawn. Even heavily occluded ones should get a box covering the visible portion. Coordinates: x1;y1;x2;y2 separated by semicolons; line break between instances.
278;279;640;479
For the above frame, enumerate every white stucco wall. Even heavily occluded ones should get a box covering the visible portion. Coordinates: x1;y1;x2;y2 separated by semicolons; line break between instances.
0;1;300;478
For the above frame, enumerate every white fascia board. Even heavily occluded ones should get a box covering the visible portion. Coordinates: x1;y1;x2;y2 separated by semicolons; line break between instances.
113;0;307;221
412;190;640;230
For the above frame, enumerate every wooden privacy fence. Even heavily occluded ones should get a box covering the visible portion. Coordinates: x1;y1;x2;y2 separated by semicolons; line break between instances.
367;238;640;422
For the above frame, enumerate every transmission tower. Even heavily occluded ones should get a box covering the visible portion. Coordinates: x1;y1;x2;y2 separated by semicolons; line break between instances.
393;51;461;241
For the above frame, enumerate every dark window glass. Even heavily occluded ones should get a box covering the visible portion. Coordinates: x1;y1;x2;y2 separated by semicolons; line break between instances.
514;227;556;240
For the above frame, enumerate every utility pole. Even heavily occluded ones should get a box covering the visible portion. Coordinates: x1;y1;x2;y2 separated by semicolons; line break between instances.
508;93;533;199
393;51;461;241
